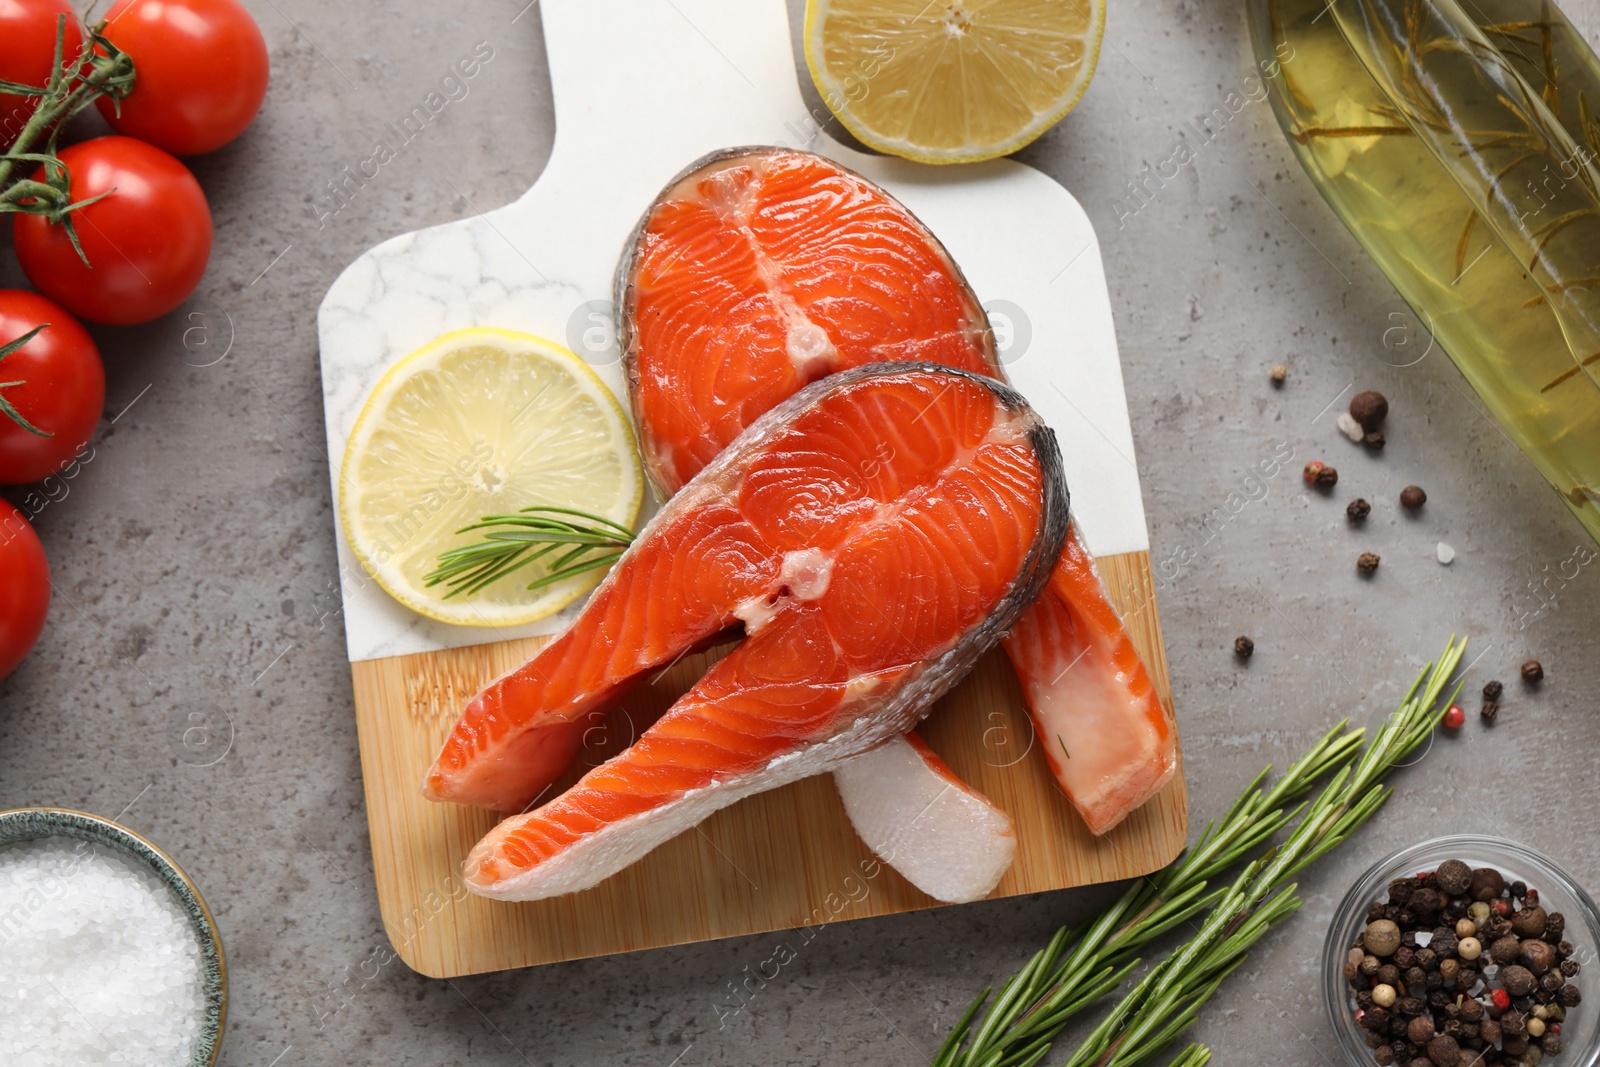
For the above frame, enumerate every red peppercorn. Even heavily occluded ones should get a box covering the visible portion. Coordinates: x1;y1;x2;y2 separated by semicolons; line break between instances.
1442;704;1466;729
1493;900;1512;917
1551;1023;1562;1035
1491;989;1511;1011
1526;888;1540;905
1303;461;1325;484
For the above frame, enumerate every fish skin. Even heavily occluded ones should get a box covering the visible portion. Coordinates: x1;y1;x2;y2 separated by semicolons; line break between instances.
617;146;1177;839
426;361;1066;815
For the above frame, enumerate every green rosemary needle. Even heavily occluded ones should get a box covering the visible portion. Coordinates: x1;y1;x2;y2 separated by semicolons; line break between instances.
423;505;636;598
934;633;1468;1067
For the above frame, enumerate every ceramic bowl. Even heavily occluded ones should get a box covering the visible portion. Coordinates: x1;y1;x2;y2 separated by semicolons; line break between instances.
0;807;227;1065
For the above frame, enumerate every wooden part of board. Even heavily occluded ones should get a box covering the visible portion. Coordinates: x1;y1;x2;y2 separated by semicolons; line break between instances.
350;550;1186;978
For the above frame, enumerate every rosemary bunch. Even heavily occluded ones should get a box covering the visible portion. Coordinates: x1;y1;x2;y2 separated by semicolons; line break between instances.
424;505;635;598
934;634;1468;1067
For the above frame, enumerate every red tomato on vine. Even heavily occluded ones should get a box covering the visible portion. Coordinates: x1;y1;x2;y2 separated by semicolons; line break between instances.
0;0;83;150
0;290;105;485
95;0;269;156
13;136;213;325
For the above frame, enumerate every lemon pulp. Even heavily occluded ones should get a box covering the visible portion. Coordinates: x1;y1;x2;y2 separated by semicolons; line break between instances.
805;0;1106;164
339;328;643;627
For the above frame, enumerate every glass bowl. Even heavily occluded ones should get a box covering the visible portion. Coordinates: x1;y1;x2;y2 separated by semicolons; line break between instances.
1325;836;1600;1067
0;807;227;1066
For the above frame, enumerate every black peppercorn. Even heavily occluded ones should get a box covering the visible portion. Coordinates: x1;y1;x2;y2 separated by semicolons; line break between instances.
1545;913;1565;941
1561;959;1580;977
1316;464;1339;487
1412;889;1441;916
1482;915;1512;941
1395;946;1416;969
1521;659;1544;682
1351;390;1389;430
1542;1033;1563;1056
1348;497;1372;522
1520;939;1556;974
1426;1034;1461;1067
1541;969;1565;994
1479;1019;1501;1045
1468;868;1505;903
1479;700;1498;723
1400;485;1427;510
1374;1045;1395;1065
1406;966;1428;991
1483;679;1503;701
1430;929;1457;958
1364;431;1386;450
1460;999;1483;1022
1407;1015;1436;1045
1358;551;1381;574
1364;1006;1391;1030
1501;965;1536;996
1558;983;1582;1007
1428;989;1452;1010
1490;936;1520;965
1377;963;1400;986
1416;947;1439;971
1425;970;1444;991
1502;1033;1529;1057
1511;905;1548;939
1357;989;1376;1009
1500;1010;1525;1036
1233;635;1254;659
1401;996;1427;1017
1434;860;1471;896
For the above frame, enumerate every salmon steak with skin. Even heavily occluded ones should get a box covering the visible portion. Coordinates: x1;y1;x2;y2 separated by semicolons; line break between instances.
425;365;1069;901
619;147;1177;839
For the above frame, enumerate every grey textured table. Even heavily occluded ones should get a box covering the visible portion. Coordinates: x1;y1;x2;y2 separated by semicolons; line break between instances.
2;2;1597;1064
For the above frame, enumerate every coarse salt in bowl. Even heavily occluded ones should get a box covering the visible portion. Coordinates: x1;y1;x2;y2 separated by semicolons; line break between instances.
1324;835;1600;1067
0;808;227;1066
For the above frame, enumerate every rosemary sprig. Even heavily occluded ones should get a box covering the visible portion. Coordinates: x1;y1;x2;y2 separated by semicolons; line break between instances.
423;505;635;598
934;634;1468;1067
1062;634;1467;1067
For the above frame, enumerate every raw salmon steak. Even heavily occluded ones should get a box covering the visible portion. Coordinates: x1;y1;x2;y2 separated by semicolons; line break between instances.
619;147;1177;836
427;365;1068;899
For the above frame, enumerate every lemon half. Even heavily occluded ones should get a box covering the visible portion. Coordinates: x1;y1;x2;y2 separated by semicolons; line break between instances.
339;328;643;627
805;0;1107;164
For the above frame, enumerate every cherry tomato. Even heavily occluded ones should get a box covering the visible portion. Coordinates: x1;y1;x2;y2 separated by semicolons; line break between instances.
0;291;104;485
0;0;83;150
95;0;268;156
13;136;212;325
0;500;50;681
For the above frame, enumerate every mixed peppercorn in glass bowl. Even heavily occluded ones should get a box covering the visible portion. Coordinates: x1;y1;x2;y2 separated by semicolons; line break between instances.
1325;837;1599;1067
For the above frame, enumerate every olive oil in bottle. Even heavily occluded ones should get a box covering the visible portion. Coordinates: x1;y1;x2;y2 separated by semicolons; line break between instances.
1248;0;1600;542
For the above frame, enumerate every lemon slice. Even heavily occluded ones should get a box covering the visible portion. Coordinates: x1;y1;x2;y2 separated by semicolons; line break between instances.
804;0;1106;164
339;328;643;627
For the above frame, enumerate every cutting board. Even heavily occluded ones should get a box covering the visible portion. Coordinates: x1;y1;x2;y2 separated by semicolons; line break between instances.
317;0;1187;977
